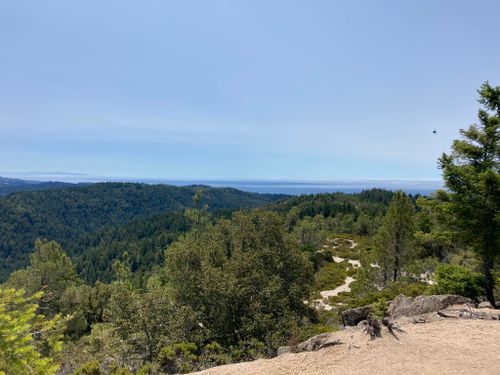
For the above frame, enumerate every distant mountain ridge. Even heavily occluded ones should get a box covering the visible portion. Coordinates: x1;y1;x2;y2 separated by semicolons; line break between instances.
0;176;75;195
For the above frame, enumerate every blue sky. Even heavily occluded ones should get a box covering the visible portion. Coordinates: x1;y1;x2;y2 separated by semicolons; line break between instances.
1;0;499;181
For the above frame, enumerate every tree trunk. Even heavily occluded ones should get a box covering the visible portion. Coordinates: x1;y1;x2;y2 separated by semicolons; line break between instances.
483;258;496;308
393;244;400;282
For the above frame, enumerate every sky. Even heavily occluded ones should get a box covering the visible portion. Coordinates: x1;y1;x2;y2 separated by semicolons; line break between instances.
1;0;499;182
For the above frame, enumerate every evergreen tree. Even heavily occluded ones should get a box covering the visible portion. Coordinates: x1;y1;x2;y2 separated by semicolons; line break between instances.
6;240;78;314
438;82;500;307
375;191;415;284
0;288;64;375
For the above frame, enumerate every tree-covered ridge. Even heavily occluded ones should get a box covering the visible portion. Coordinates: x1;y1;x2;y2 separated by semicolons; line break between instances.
0;183;285;281
0;177;75;196
269;188;397;219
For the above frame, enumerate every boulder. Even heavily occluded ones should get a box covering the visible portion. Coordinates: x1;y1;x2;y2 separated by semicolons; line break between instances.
341;305;372;326
478;301;494;309
297;333;342;352
388;294;472;318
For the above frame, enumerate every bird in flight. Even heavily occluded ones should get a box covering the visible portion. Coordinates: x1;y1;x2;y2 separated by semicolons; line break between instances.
433;129;437;134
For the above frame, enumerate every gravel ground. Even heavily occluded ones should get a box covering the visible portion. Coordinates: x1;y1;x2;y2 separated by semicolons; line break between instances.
191;317;500;375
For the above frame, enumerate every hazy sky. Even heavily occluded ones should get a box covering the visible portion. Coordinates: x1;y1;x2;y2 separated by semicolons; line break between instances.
1;1;499;181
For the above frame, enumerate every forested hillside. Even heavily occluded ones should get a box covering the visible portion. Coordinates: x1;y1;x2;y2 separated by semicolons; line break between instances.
0;183;284;280
71;211;193;284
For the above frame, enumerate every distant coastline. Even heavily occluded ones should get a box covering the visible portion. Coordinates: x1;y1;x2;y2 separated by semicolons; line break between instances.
1;174;443;195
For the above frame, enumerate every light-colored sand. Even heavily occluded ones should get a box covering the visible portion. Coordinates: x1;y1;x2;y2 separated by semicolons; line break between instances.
331;255;361;268
320;277;355;299
191;319;500;375
346;239;358;249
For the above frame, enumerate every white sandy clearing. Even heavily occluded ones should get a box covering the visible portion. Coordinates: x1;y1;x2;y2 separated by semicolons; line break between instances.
331;255;361;268
319;277;355;299
191;318;500;375
346;239;358;249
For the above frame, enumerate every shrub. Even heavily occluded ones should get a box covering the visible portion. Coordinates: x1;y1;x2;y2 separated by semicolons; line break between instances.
158;343;198;374
74;360;101;375
198;342;231;369
229;339;266;362
432;264;482;300
371;298;388;319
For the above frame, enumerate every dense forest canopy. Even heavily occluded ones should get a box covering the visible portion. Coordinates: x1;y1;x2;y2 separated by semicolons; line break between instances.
0;183;284;281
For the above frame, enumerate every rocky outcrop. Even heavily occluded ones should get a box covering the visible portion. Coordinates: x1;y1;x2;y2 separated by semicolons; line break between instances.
388;294;472;318
341;305;372;326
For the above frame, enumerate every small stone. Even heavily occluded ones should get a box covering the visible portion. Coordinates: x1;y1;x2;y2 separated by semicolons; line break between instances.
277;346;291;356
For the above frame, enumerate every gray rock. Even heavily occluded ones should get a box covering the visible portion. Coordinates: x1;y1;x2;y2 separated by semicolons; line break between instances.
341;305;372;326
277;346;291;356
478;301;494;309
388;294;472;318
297;333;342;352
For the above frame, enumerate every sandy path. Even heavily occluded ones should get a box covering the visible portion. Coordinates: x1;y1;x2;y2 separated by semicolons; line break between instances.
319;277;355;299
191;319;500;375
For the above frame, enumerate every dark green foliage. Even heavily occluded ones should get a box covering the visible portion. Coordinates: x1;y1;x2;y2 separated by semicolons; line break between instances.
166;210;315;352
374;191;415;284
335;279;430;311
74;360;102;375
73;211;193;284
0;183;283;281
313;261;348;293
271;193;358;218
60;282;112;337
271;189;393;237
432;264;483;300
158;343;198;374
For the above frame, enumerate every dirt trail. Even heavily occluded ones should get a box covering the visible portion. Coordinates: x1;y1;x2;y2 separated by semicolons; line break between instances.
191;319;500;375
311;238;360;310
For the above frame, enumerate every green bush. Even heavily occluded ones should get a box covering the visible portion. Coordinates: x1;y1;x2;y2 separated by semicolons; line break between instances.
229;339;267;362
158;343;198;374
136;364;159;375
432;264;482;299
371;298;388;319
108;363;133;375
313;261;348;292
198;342;231;369
74;360;101;375
332;280;430;309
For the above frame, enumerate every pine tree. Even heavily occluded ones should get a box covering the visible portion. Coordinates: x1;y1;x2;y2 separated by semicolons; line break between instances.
375;191;415;284
0;288;64;375
438;82;500;307
6;240;78;314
